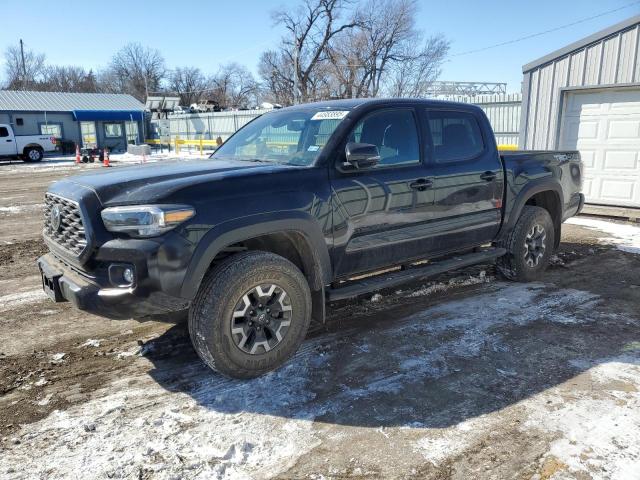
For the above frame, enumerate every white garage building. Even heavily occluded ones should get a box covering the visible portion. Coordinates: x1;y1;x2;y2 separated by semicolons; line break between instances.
520;15;640;209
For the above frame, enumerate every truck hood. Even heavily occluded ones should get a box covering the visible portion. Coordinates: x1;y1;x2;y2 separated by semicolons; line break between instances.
61;159;298;205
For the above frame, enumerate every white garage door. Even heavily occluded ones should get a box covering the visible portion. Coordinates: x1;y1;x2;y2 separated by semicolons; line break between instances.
559;88;640;208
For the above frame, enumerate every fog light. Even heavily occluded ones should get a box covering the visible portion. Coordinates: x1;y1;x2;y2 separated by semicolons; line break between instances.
108;263;136;287
122;267;134;284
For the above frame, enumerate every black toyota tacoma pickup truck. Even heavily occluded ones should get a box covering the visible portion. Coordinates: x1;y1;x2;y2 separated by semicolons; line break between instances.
37;98;584;378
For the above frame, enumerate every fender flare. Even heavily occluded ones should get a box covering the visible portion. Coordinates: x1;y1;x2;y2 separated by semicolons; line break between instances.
501;179;564;239
180;211;332;300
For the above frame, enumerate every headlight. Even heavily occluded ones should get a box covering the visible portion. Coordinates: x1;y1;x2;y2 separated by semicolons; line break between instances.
101;205;195;237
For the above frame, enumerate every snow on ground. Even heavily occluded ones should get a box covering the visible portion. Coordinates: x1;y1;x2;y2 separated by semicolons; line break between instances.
0;204;43;214
0;289;47;313
4;282;638;479
525;356;640;480
567;217;640;254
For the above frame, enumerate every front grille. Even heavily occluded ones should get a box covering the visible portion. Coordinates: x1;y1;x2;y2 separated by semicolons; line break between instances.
43;193;87;256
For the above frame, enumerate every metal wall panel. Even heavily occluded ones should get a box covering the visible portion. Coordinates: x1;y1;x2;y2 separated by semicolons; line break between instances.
520;17;640;149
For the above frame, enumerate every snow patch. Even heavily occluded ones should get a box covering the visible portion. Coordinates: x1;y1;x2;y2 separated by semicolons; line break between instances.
0;203;43;214
567;217;640;254
0;289;47;312
525;356;640;479
370;293;383;303
407;271;491;297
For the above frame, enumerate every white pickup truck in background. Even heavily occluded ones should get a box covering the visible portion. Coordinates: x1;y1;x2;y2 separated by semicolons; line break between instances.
0;124;58;162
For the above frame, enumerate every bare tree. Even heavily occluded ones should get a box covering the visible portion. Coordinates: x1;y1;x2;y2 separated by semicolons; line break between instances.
332;0;449;98
169;67;210;106
261;0;449;102
386;35;449;97
210;63;260;109
271;0;359;103
3;43;46;90
41;66;99;93
102;43;166;101
258;50;294;106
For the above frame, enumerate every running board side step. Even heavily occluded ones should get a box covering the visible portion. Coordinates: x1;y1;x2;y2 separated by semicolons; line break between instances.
326;247;506;302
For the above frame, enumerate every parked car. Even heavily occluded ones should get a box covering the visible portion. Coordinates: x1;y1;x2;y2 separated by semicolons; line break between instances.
0;124;58;162
37;98;584;378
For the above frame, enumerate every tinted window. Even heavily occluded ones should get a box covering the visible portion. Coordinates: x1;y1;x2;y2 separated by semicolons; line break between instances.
427;110;484;163
0;127;8;137
349;109;420;167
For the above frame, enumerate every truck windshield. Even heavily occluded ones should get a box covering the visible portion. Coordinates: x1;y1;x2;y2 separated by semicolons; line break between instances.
211;109;349;166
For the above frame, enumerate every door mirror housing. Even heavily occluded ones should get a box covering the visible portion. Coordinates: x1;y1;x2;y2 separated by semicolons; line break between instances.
344;142;380;169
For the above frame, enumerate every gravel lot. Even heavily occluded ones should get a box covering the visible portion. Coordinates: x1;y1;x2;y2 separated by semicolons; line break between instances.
1;160;640;480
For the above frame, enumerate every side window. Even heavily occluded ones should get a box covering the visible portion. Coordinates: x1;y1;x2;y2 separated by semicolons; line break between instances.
427;110;484;163
40;123;62;137
0;127;8;137
348;109;420;167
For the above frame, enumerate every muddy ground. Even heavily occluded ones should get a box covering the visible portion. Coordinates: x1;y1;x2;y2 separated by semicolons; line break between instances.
1;163;640;480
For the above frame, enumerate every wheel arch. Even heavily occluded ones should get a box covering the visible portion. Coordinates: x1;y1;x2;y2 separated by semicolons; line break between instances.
180;214;332;303
502;180;564;249
22;144;44;154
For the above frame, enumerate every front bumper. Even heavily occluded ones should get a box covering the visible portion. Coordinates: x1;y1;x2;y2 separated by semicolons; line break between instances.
37;253;190;319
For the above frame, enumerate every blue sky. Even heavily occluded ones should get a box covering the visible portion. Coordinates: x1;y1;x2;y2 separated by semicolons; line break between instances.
1;0;639;92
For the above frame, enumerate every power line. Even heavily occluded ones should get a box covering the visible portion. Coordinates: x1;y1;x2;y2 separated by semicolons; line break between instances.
450;1;640;57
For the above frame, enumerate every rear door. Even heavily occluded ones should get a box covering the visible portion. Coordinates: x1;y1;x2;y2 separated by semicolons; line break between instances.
330;107;435;277
422;108;504;252
0;125;16;156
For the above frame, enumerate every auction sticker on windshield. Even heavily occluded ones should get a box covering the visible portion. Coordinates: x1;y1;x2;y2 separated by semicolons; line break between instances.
311;111;349;120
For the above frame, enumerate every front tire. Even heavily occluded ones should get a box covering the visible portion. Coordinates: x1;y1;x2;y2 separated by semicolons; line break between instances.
23;147;43;162
497;206;555;282
189;251;312;379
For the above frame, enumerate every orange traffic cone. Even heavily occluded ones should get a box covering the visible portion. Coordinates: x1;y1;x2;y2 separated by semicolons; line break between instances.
103;148;110;167
75;145;81;164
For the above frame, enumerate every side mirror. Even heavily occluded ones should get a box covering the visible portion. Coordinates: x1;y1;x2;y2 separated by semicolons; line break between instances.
344;142;380;169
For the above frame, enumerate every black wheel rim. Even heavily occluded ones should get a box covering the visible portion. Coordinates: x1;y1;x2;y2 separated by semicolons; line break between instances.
230;284;292;354
524;224;546;267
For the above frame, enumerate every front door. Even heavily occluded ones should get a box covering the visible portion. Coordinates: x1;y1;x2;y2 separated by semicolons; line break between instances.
423;108;504;253
0;126;16;156
330;107;435;277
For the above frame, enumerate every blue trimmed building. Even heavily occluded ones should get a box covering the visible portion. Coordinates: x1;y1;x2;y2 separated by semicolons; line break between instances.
0;90;145;152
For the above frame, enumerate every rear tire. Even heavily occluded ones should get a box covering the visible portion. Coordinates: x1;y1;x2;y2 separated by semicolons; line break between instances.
189;250;312;379
22;147;43;162
497;206;555;282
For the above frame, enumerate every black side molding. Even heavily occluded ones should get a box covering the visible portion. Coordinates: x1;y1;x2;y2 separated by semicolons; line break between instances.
327;247;506;302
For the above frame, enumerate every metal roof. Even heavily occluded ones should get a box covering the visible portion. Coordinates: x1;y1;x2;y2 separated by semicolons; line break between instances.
523;15;640;73
0;90;145;112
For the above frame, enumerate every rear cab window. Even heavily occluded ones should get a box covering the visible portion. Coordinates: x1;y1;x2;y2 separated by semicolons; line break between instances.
426;110;485;163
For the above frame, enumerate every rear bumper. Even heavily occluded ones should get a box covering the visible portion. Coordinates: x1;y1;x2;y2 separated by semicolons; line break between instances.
37;253;190;319
563;192;585;221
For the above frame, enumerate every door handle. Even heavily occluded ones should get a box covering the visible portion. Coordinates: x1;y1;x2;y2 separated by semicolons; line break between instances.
480;171;497;182
5;139;12;142
409;178;433;191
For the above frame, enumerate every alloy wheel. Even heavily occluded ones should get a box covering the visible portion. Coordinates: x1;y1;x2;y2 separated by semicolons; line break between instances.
230;284;292;354
523;224;546;267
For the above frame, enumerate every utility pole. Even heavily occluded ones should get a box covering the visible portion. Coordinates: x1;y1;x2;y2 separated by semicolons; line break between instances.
19;39;27;90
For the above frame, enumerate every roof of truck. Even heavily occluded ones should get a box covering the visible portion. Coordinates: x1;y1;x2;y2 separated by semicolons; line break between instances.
283;97;483;111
